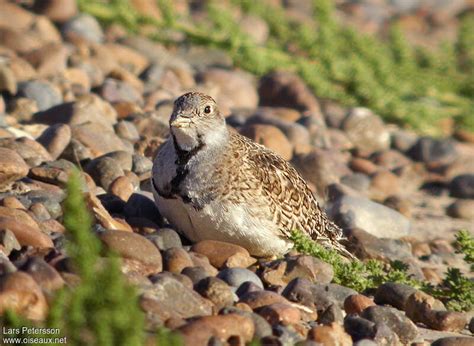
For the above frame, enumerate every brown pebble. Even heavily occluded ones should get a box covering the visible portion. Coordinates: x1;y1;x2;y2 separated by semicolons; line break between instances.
192;240;256;269
178;314;255;345
0;271;48;320
1;196;26;210
350;157;378;175
239;290;290;310
307;322;352;346
257;302;301;326
163;247;194;274
344;294;375;315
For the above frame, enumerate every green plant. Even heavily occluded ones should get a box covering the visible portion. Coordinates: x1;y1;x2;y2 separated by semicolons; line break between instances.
454;230;474;271
289;230;418;292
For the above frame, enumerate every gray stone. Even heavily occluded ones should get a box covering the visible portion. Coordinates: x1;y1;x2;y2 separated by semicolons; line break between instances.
361;305;418;344
344;228;412;261
450;174;474;199
342;107;390;155
327;195;411;239
62;14;104;43
181;266;209;286
311;283;357;311
374;282;417;310
217;268;263;289
146;228;182;251
140;275;212;320
85;156;124;190
408;137;457;166
132;154;152;175
124;193;163;226
17;80;62;111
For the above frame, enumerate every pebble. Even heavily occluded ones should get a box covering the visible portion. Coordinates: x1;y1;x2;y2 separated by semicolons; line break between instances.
131;154;153;175
344;227;412;261
217;267;263;289
307;323;352;346
293;148;351;195
318;303;344;325
240;124;293;160
33;0;78;23
17;80;62;111
374;282;418;310
85;156;125;190
342;107;390;156
0;216;53;249
72;122;130;157
181;266;209;286
450;174;474;199
0;229;21;255
28;159;76;186
0;271;48;320
115;120;140;142
163;247;194;274
344;294;375;315
36;123;72;160
408;137;457;167
0;147;30;189
432;337;474;346
21;257;65;292
196;68;258;109
123;193;162;225
239;290;290;310
140;274;212;321
327;194;411;239
195;277;235;311
1;137;53;166
99;230;162;275
178;313;255;345
62;13;104;43
146;228;182;251
340;173;371;192
36;94;117;128
259;71;321;112
447;199;474;219
361;305;418;344
100;78;143;105
192;240;256;269
262;255;334;286
257;303;301;326
108;175;134;201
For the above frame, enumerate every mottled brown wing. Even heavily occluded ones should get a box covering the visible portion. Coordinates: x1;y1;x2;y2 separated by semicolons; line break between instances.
230;132;343;243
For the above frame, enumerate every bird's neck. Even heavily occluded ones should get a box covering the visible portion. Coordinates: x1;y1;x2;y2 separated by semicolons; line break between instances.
171;125;228;165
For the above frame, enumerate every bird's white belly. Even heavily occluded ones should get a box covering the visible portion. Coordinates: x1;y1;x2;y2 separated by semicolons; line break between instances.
155;195;292;257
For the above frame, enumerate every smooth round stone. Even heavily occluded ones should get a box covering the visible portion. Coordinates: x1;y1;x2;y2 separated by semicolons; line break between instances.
146;228;182;251
0;148;29;189
181;266;209;285
17;80;62;111
447;199;474;219
450;174;474;199
340;173;370;192
115;120;140;142
85;156;125;190
132;154;153;175
36;123;72;160
408;137;457;166
62;13;104;43
217;268;263;289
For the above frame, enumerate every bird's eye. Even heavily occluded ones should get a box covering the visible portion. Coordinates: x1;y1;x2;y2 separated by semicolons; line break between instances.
204;106;212;114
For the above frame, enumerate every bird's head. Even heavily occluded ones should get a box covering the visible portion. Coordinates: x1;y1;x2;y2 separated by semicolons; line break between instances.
169;92;227;152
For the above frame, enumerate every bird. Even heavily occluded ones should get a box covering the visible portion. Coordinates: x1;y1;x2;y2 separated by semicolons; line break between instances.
151;91;353;258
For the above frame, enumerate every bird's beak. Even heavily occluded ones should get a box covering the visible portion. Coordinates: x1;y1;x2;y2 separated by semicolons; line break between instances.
170;113;192;128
